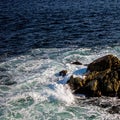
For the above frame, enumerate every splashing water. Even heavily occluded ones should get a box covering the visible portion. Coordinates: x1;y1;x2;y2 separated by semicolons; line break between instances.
0;47;120;120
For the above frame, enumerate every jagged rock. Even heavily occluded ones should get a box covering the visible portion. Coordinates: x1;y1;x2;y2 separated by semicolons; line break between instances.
59;70;67;77
87;54;120;72
85;69;120;97
68;75;102;97
67;75;83;91
67;55;120;97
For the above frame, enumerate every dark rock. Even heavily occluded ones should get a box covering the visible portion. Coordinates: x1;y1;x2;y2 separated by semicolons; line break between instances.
67;55;120;97
5;81;17;85
85;69;120;97
100;102;112;108
107;105;120;114
87;54;120;72
84;64;88;66
117;69;120;79
67;75;83;91
71;61;82;65
59;70;67;77
118;87;120;98
0;73;17;86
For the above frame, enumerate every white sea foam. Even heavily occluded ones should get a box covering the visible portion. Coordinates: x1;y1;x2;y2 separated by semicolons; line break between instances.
0;47;120;120
42;83;75;104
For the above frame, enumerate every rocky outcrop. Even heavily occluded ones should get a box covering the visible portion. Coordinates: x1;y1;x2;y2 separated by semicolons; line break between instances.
67;55;120;97
87;54;120;72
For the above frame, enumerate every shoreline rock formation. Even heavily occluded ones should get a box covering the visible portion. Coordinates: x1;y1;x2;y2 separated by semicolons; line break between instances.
67;54;120;98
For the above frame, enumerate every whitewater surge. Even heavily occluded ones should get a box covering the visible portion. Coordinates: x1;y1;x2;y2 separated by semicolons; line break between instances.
0;47;120;120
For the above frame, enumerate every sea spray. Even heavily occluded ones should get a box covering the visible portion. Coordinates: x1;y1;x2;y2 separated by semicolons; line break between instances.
0;47;120;120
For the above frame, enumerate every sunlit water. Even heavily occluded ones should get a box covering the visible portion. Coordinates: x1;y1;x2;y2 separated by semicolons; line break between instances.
0;47;120;120
1;0;120;119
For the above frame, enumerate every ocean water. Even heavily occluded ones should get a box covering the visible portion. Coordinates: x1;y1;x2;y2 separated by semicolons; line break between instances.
1;0;120;56
0;47;120;120
0;0;120;120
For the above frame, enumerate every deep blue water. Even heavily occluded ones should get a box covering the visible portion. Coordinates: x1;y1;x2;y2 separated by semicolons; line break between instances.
0;0;120;56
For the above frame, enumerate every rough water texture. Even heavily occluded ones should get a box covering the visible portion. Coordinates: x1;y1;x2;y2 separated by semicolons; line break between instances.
1;0;120;57
0;0;120;120
0;48;120;120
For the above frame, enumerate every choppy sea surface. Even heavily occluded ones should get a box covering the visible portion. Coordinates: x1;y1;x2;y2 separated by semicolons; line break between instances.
0;0;120;120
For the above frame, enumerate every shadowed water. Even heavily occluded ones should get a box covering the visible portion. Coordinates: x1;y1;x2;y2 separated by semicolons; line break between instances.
0;47;120;120
0;0;120;120
0;0;120;57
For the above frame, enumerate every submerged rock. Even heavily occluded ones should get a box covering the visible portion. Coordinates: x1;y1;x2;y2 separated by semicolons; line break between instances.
107;105;120;114
67;55;120;97
59;70;67;77
71;61;82;65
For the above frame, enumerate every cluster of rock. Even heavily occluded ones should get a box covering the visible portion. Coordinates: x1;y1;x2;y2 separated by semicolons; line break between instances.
65;54;120;98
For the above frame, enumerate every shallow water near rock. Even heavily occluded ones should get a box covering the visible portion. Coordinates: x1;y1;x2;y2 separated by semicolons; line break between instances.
0;47;120;120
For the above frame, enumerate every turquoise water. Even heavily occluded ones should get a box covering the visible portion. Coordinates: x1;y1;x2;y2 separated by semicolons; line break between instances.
0;47;120;120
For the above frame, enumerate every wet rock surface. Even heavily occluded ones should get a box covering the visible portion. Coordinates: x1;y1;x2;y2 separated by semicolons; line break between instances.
58;54;120;114
67;55;120;97
87;54;120;72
